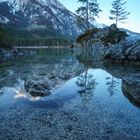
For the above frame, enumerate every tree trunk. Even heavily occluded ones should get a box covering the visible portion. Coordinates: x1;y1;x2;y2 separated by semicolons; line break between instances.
116;15;118;27
86;0;89;30
116;7;118;27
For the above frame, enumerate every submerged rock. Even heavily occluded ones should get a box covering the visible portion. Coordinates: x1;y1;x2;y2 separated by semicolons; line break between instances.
122;74;140;107
25;80;52;97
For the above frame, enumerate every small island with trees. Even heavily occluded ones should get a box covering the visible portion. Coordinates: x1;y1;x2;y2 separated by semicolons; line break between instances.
75;0;140;64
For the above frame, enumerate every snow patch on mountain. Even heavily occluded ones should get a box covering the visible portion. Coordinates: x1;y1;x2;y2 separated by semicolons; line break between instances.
122;29;140;43
1;0;139;39
126;30;140;39
0;16;9;23
0;0;84;37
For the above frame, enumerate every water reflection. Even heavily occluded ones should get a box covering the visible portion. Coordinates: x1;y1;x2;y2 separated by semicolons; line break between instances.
122;87;140;108
106;76;120;96
0;48;140;109
122;75;140;108
0;88;5;97
76;68;97;104
0;48;86;104
0;48;140;139
77;51;140;108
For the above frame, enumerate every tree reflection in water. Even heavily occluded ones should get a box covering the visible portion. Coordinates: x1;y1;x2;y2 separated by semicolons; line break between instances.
76;68;97;105
106;76;120;96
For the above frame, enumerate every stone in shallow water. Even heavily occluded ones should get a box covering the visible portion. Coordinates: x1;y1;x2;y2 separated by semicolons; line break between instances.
25;80;52;97
122;74;140;107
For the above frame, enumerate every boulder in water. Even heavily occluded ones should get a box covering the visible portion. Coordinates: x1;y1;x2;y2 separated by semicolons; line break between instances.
25;80;52;97
122;74;140;107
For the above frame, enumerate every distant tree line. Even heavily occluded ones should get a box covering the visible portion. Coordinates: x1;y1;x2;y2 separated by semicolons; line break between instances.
0;25;73;46
8;37;72;46
0;26;9;42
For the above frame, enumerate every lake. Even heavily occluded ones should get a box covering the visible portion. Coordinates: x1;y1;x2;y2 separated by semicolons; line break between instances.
0;48;140;140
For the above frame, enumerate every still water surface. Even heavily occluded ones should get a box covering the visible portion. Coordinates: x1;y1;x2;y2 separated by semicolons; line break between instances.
0;48;140;139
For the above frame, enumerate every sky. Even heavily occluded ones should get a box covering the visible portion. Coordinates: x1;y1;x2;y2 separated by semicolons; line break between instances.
59;0;140;33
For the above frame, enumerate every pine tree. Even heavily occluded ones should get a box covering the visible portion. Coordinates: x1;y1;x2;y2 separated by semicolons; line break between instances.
76;0;101;30
0;26;8;42
109;0;130;27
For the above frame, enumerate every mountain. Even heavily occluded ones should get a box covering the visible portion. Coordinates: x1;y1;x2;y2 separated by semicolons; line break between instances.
121;29;140;44
0;0;83;38
91;21;107;29
125;29;140;39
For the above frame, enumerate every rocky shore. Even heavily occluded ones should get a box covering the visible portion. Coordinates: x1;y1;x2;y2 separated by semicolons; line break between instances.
0;40;36;60
122;74;140;108
102;25;140;64
77;24;140;65
104;41;140;64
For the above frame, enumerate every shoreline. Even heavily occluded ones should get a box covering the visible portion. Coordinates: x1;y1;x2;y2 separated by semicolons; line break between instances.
13;46;69;49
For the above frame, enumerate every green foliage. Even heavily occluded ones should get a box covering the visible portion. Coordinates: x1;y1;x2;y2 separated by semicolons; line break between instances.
76;69;97;103
0;25;75;40
101;28;128;45
137;39;140;44
0;26;73;46
76;28;99;42
0;26;12;49
109;0;130;27
0;26;9;42
76;0;101;30
9;37;72;46
6;27;64;38
106;76;119;96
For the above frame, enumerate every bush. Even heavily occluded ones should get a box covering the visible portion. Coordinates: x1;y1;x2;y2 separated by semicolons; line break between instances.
76;28;99;43
0;26;9;42
101;29;128;45
137;39;140;44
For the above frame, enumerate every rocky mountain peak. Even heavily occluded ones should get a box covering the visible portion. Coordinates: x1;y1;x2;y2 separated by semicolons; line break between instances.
0;0;83;38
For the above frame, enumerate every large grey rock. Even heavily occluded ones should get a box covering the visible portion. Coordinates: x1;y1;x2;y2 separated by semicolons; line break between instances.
104;43;126;60
122;74;140;107
102;27;110;34
125;37;138;47
90;23;140;63
91;41;110;60
126;45;140;61
25;80;52;97
92;27;110;39
109;24;118;31
104;41;140;63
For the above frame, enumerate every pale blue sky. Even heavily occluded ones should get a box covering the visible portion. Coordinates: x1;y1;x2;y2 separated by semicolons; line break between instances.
59;0;140;33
